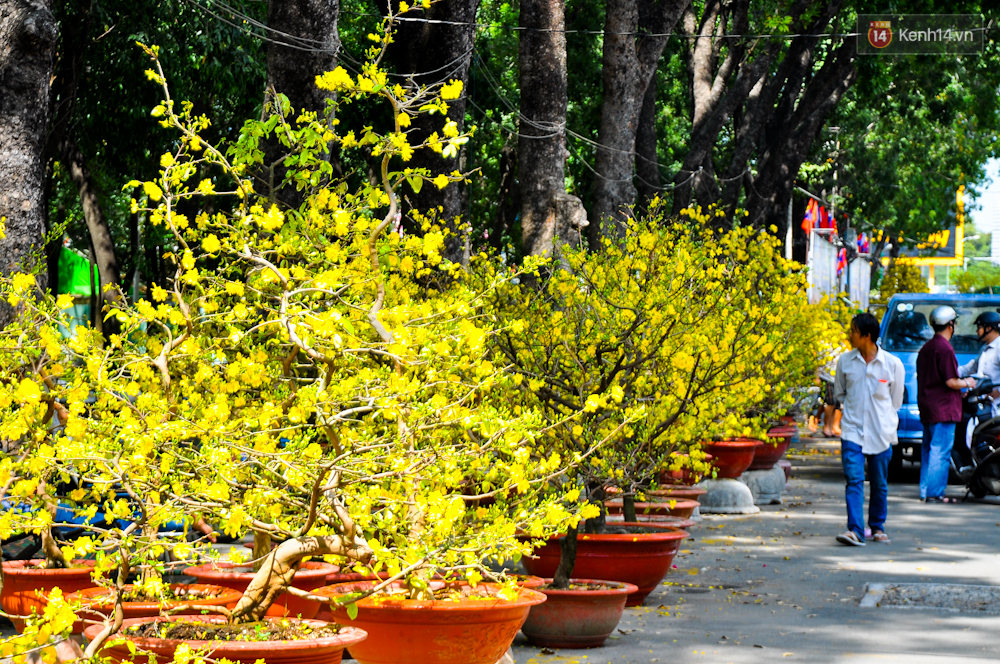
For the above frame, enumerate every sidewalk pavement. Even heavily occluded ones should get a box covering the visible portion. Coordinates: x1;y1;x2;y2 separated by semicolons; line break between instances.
512;434;1000;664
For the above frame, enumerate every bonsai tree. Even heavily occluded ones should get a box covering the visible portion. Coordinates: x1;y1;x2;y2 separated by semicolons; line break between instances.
0;16;606;655
489;206;838;586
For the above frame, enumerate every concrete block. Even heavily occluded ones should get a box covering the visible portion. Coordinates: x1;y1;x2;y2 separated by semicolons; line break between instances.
695;478;760;514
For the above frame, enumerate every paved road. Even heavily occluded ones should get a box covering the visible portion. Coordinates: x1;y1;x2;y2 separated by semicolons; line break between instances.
512;436;1000;664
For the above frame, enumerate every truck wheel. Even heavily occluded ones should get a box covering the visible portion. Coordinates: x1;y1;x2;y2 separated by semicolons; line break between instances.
887;444;905;483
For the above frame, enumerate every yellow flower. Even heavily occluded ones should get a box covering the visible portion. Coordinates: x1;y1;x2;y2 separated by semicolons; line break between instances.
201;234;221;253
440;79;464;100
433;174;450;189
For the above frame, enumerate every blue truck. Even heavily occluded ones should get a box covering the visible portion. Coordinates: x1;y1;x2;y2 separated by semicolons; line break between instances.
879;292;1000;480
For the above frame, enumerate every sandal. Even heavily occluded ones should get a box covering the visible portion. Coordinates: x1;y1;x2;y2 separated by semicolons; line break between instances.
836;531;866;547
924;496;959;504
872;531;890;543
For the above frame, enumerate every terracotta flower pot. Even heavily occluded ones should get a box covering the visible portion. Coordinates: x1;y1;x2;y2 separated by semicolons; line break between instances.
520;579;638;648
604;498;699;520
702;439;759;479
314;571;391;623
184;561;336;619
314;581;545;664
658;454;713;485
1;560;99;632
520;523;689;606
67;583;242;633
83;615;367;664
647;486;708;501
606;514;697;529
747;439;791;471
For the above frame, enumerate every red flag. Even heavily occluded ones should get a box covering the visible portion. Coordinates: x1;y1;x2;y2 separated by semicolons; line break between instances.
802;198;817;234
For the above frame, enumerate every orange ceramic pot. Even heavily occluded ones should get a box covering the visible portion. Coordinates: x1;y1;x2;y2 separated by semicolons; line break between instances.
520;524;689;606
604;498;699;520
702;439;759;478
67;583;242;633
314;581;546;664
0;560;99;632
647;486;708;501
184;561;335;619
84;615;367;664
520;579;638;648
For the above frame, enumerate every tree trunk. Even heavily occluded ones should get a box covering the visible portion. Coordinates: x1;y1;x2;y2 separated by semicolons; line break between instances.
590;0;689;242
622;494;638;523
518;0;588;257
0;0;58;326
551;523;577;589
260;0;340;208
747;37;857;236
491;139;519;251
634;74;660;214
385;0;478;261
60;137;122;309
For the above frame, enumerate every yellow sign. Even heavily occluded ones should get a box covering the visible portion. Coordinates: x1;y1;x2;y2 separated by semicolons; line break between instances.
880;186;965;267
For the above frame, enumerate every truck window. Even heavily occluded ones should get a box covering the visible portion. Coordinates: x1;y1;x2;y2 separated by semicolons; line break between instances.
882;302;996;353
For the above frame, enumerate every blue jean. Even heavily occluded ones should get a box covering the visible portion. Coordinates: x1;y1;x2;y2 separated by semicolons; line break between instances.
920;422;956;500
841;440;891;540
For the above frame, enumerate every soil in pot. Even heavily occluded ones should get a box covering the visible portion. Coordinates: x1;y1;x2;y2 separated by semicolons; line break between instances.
1;559;99;632
520;579;638;648
314;580;546;664
702;439;759;479
84;615;367;664
520;523;689;606
184;561;335;619
68;583;242;633
604;498;699;519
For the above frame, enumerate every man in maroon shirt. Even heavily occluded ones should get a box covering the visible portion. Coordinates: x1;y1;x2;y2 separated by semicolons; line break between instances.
916;306;976;503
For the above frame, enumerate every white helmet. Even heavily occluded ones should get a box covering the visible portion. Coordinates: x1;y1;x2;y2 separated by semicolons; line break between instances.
929;305;958;327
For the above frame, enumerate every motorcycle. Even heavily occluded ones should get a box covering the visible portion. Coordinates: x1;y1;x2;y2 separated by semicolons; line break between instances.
950;377;1000;498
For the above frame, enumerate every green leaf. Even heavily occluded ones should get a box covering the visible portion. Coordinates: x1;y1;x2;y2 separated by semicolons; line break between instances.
346;602;359;620
407;176;423;194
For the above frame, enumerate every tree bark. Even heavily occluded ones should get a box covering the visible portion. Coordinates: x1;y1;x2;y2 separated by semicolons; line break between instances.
746;37;858;236
491;139;519;251
261;0;340;208
60;137;122;309
0;0;57;325
719;0;846;221
670;0;784;214
634;73;660;213
590;0;689;241
385;0;478;261
518;0;588;257
551;523;577;589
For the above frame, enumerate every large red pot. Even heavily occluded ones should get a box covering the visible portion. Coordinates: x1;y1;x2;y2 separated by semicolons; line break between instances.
658;454;714;485
606;514;697;529
314;581;545;664
520;523;688;606
84;615;367;664
702;439;759;478
604;498;699;520
1;560;99;632
747;439;791;471
520;579;638;648
67;583;242;633
185;561;335;619
647;486;707;501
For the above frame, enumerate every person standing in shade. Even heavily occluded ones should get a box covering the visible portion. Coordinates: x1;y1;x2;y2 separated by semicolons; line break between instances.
916;306;975;504
834;312;905;546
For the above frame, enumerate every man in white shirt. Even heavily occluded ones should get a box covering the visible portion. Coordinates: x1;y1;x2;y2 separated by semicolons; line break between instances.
958;311;1000;416
833;313;905;546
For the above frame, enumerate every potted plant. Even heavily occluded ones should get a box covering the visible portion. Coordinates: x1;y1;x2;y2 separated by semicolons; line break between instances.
2;17;595;662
